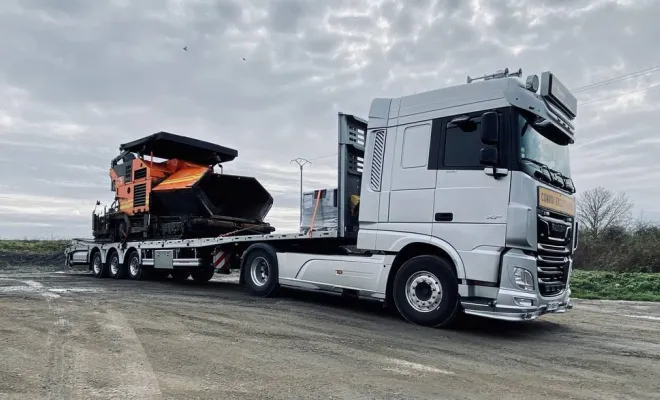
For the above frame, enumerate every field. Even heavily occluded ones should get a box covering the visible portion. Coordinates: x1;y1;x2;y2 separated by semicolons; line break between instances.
0;239;69;254
0;240;69;270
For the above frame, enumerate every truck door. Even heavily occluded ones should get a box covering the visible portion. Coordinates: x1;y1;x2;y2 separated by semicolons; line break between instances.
429;108;511;281
386;121;436;235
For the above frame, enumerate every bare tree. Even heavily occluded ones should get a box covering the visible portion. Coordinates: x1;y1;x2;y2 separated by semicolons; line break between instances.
576;186;634;237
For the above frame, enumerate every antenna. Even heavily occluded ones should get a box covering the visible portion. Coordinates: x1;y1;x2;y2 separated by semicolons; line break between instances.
467;67;523;83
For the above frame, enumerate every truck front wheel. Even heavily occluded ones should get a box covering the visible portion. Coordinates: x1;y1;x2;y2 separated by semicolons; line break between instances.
392;255;459;328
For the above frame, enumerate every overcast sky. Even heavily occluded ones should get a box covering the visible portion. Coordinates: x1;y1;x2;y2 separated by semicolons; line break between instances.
1;0;659;239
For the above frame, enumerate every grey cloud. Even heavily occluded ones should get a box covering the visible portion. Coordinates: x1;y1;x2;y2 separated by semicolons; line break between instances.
210;0;243;28
1;0;660;238
299;29;340;55
378;1;414;34
19;0;92;15
267;0;309;33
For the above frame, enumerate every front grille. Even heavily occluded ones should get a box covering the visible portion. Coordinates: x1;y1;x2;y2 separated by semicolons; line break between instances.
537;210;573;296
133;183;147;207
124;163;132;182
134;168;147;180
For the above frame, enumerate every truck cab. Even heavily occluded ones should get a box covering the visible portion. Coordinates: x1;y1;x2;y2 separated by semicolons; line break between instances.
355;69;578;323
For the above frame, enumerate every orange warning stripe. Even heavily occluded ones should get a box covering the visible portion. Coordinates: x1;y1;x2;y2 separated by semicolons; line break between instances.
152;166;208;191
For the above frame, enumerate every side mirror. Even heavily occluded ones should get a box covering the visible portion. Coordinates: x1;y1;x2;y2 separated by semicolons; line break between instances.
480;147;498;166
481;111;499;145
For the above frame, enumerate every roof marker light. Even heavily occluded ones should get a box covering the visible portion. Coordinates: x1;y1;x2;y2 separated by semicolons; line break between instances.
526;75;539;93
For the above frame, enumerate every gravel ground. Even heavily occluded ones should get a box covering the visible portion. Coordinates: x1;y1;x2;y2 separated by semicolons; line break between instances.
1;266;659;400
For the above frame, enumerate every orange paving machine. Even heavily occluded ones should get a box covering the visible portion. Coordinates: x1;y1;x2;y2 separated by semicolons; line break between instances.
92;132;275;242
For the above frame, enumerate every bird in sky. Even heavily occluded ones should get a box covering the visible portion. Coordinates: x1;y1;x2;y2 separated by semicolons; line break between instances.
183;46;188;51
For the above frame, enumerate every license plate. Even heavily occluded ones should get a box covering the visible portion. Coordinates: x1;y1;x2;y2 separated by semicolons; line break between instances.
547;301;560;311
538;187;575;216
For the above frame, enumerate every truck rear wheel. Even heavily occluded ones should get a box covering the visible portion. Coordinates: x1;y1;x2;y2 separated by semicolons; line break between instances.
392;255;459;328
242;244;279;297
91;251;107;278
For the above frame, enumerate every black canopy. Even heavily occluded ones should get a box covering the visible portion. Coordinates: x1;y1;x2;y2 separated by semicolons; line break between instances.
119;131;238;164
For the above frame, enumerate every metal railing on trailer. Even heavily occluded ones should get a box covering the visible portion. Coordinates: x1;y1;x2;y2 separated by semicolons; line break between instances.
337;113;367;239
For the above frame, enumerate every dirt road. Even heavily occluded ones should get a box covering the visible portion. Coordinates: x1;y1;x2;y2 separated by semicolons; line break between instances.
1;267;659;400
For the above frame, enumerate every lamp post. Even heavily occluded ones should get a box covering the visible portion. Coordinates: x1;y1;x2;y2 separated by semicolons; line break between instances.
290;158;311;229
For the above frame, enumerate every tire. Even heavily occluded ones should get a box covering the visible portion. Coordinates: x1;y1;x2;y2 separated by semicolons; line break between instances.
126;250;147;280
107;251;126;279
242;245;279;297
392;255;460;328
171;269;191;281
150;270;170;280
190;267;215;282
91;251;107;278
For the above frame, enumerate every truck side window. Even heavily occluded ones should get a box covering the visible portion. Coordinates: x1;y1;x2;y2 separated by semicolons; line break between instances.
443;118;493;168
401;123;431;169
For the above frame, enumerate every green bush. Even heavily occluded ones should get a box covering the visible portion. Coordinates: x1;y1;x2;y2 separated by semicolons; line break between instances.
570;270;660;301
0;240;69;255
574;222;660;273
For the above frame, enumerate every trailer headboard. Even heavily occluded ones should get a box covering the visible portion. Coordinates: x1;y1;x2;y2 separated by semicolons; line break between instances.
337;113;367;238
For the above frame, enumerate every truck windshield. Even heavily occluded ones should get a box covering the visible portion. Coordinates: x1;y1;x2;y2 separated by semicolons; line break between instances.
518;113;571;179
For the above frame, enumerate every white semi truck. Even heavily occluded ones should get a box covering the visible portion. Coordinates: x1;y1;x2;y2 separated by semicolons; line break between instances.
65;68;579;327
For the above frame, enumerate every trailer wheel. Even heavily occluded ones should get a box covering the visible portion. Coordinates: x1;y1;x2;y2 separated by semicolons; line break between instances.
190;267;215;282
242;244;279;297
392;255;459;328
91;251;107;278
126;251;146;280
150;270;170;280
108;251;127;279
171;269;191;281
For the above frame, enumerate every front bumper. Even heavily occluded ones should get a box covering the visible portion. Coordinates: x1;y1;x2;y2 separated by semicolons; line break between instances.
460;248;573;322
461;288;573;322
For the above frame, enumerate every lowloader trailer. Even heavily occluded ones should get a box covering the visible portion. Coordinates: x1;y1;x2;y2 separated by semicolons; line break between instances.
65;68;579;327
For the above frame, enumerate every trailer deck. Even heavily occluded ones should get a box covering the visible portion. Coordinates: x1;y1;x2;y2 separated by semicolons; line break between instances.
68;229;339;252
65;229;347;265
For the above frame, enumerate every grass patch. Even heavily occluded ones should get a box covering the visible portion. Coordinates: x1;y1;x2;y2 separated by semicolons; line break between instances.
570;270;660;302
0;239;69;255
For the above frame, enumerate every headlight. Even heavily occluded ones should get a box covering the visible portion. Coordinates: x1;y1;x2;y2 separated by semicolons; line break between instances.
513;267;534;291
